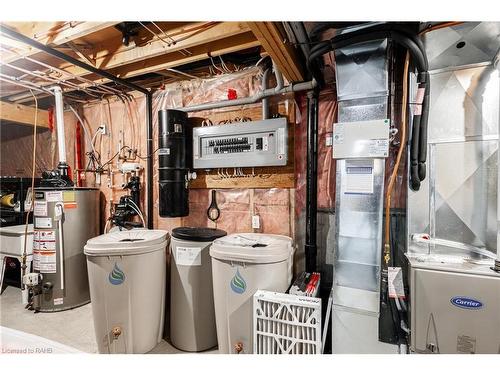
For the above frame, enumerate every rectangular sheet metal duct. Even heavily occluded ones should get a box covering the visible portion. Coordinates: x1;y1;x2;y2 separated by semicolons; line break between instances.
331;39;398;353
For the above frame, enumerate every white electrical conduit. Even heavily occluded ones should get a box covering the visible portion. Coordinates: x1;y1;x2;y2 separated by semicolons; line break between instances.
0;46;124;99
0;61;102;99
0;73;53;95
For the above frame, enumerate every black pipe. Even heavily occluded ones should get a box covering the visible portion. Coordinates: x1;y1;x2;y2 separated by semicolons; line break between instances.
1;26;155;228
145;93;154;228
308;21;371;40
305;90;319;273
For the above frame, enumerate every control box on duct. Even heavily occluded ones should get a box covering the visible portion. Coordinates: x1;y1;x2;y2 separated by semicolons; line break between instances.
192;118;287;169
158;109;192;217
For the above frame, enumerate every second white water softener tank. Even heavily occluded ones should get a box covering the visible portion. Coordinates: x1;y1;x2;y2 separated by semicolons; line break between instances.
210;233;293;354
84;229;169;354
32;187;99;312
170;227;227;352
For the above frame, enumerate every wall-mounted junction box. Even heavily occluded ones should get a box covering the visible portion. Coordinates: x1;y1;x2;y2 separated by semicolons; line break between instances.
193;118;287;169
332;119;390;159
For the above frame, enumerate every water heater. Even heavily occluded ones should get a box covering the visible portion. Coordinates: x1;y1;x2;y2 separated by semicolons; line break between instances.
32;187;99;311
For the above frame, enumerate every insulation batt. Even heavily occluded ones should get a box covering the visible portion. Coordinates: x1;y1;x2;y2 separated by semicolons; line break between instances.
80;67;294;237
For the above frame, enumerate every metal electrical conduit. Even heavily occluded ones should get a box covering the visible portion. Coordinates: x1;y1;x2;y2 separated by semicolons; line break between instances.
1;26;154;229
180;65;316;113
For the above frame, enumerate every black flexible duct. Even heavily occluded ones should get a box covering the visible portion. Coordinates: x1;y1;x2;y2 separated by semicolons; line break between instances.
308;30;428;78
417;72;430;182
308;22;371;41
307;24;430;191
409;102;422;191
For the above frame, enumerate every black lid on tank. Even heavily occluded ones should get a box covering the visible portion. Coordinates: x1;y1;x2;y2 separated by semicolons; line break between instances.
172;227;227;242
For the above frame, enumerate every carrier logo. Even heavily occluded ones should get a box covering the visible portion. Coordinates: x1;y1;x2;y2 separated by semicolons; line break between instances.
108;263;125;285
450;296;483;310
230;268;246;294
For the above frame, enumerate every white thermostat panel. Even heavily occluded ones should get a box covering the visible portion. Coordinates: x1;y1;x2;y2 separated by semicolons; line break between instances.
332;119;390;159
193;118;287;169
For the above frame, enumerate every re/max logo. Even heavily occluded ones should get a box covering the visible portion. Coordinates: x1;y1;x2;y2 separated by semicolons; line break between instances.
450;296;484;310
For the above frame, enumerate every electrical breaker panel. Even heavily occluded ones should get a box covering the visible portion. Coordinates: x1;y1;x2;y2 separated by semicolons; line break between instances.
193;118;287;169
332;119;390;159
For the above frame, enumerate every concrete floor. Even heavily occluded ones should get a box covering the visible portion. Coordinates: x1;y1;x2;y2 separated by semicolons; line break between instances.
0;285;217;354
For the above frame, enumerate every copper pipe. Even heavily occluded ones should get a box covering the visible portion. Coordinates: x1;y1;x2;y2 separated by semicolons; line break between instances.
383;51;410;265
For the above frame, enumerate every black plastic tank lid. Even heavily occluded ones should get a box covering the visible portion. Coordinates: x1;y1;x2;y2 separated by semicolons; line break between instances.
172;227;227;242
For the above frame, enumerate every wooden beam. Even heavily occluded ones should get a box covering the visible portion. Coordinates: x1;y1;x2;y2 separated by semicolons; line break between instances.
93;32;261;82
2;22;116;63
0;101;50;128
66;41;96;66
247;22;304;82
57;22;252;77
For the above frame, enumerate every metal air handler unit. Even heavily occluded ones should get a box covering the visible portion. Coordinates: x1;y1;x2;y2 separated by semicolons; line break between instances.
406;22;500;354
32;187;99;311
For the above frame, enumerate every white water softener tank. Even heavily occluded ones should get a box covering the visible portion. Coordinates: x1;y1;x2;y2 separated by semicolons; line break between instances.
210;233;293;354
84;229;168;354
32;187;99;312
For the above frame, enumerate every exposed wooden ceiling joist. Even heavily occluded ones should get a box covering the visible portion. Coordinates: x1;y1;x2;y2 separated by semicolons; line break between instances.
91;31;261;83
1;22;262;103
0;100;50;128
1;22;116;64
57;22;252;78
247;22;304;82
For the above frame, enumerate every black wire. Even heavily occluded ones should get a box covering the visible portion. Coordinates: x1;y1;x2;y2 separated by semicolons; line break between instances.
100;146;129;170
135;147;160;160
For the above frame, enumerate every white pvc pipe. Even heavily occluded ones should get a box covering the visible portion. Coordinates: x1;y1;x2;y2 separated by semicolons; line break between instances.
52;86;67;164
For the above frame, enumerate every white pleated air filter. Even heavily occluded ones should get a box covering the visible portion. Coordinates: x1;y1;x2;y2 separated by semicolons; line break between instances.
253;290;322;354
